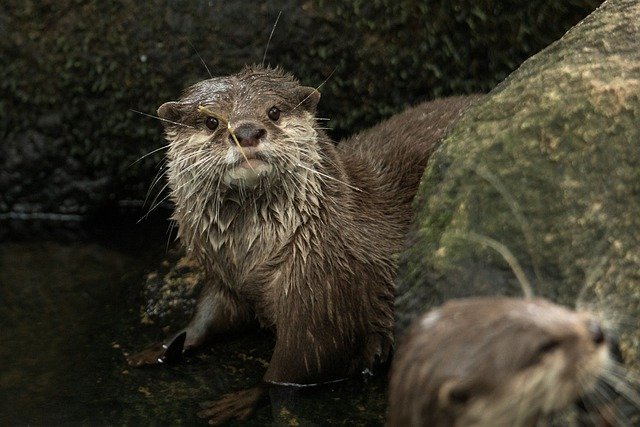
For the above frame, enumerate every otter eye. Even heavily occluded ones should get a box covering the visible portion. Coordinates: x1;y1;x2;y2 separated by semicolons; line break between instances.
537;339;561;355
448;388;471;406
267;106;281;121
439;380;472;409
205;116;219;131
521;339;562;369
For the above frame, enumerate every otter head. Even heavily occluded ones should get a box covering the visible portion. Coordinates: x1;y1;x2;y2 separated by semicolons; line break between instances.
389;297;611;427
158;65;321;193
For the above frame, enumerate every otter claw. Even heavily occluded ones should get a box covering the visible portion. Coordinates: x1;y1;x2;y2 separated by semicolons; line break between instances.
127;331;187;367
160;331;186;363
197;386;265;425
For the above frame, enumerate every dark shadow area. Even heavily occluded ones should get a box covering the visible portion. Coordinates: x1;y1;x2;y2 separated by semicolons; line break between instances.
0;211;388;425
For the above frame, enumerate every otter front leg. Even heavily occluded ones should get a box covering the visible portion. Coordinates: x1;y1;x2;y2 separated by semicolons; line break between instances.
197;318;358;423
196;300;317;423
127;283;253;367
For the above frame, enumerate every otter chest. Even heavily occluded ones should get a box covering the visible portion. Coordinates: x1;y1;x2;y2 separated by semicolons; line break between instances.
201;200;301;290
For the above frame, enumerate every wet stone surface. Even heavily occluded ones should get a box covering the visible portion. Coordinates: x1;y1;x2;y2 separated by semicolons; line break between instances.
139;249;203;326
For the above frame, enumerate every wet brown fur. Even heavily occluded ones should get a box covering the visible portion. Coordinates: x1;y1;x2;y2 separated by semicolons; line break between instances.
130;65;478;409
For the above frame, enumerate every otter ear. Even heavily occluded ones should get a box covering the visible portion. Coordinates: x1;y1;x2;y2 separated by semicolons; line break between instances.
438;379;472;409
157;101;182;127
295;86;321;113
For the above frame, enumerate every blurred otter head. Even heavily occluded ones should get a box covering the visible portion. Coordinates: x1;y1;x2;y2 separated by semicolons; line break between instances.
388;297;611;427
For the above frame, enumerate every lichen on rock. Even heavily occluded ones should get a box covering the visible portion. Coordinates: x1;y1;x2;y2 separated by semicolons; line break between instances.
396;0;640;371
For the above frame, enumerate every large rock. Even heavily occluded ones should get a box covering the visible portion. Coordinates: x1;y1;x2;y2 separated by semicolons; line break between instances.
0;1;601;215
396;0;640;368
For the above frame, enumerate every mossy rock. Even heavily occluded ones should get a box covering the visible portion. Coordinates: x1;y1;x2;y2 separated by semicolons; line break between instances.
396;0;640;369
1;0;601;215
138;249;204;327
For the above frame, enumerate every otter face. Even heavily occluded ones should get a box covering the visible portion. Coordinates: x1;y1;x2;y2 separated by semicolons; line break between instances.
158;66;321;192
388;297;611;427
449;299;610;426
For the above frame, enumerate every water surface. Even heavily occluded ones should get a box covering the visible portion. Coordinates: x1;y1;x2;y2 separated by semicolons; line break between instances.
0;219;386;425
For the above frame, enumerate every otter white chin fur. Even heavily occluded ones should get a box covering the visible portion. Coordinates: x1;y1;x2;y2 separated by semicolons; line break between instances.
223;160;273;188
127;64;479;424
387;297;611;427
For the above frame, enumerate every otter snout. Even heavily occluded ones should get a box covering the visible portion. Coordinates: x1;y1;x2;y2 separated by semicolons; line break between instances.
586;319;605;346
230;123;266;148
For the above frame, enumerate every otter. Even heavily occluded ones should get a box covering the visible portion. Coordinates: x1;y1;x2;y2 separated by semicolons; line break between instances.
127;65;479;424
387;297;612;427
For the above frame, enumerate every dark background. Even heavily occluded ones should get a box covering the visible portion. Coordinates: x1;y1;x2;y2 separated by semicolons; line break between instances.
1;0;603;220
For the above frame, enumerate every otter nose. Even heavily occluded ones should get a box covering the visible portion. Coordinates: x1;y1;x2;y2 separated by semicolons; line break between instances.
230;124;265;148
587;320;605;345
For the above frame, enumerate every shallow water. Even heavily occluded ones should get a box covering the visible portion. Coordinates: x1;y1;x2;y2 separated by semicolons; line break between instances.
0;219;386;426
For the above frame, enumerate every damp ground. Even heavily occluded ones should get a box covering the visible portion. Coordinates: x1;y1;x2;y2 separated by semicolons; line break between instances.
0;214;387;426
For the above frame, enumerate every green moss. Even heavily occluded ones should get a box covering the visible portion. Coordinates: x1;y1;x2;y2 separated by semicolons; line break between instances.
396;0;640;365
0;0;602;214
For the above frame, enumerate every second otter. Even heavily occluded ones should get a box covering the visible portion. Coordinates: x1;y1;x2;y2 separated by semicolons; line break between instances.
388;297;612;427
128;65;478;423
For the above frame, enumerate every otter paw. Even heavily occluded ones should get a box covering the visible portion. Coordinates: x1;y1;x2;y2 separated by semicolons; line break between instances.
126;331;186;367
197;386;265;425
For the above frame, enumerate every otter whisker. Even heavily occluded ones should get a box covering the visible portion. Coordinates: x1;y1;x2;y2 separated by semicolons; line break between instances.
212;173;225;219
262;10;282;67
602;365;640;406
581;386;623;427
202;162;225;210
471;163;544;286
296;139;343;176
166;155;217;200
187;39;213;79
295;162;364;193
145;175;172;211
165;218;178;252
130;143;172;166
130;109;194;129
171;165;215;199
606;360;640;385
285;167;305;196
592;380;636;427
144;162;169;207
149;152;216;212
139;190;172;222
292;67;336;112
169;144;218;164
168;158;210;190
450;231;535;299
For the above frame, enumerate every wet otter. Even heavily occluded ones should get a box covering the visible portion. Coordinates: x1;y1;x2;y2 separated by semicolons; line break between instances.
127;65;478;424
387;297;611;427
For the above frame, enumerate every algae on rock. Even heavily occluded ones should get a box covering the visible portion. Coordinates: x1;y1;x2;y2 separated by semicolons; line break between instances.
396;0;640;368
1;1;601;216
